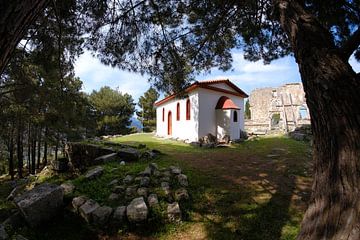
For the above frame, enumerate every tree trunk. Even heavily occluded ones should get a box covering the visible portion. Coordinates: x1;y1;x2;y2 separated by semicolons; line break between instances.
37;128;41;169
17;123;23;178
27;122;31;174
43;127;48;166
8;133;14;180
0;0;49;75
55;134;59;161
277;1;360;239
31;131;36;174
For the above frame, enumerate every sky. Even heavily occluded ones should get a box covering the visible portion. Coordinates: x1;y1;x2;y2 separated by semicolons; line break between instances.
74;50;360;103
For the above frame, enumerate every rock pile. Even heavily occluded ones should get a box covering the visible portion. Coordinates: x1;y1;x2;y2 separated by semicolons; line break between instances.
71;163;189;227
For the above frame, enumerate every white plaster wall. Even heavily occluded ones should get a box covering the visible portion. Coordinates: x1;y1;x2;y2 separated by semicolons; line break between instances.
216;109;231;139
211;83;238;93
156;91;199;141
230;110;241;139
198;88;245;140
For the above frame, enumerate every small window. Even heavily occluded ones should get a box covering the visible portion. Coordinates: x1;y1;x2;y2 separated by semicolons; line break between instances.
162;108;165;122
299;106;308;119
176;103;180;121
233;111;238;122
186;99;190;120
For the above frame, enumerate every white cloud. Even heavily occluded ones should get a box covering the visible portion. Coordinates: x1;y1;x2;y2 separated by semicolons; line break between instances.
74;51;150;102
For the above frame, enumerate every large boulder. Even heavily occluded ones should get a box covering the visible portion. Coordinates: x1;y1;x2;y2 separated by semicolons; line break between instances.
126;197;148;223
117;148;141;161
14;183;64;227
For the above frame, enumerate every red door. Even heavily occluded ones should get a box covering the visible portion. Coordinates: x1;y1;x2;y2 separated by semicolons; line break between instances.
168;111;172;135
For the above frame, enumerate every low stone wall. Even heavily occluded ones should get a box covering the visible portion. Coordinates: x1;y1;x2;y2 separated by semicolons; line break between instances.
65;143;115;171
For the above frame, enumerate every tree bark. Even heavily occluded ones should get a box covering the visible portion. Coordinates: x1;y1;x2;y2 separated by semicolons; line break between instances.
17;122;23;178
31;131;36;174
37;128;41;169
0;0;49;75
27;122;31;174
43;127;48;166
8;132;14;180
277;1;360;239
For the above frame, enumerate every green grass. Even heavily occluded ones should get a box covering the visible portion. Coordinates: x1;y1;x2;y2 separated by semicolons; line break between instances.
0;133;312;240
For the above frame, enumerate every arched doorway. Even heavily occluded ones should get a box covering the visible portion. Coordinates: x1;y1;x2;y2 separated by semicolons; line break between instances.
168;111;172;135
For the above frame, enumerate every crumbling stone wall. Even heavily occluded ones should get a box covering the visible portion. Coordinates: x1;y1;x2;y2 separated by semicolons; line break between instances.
246;83;311;133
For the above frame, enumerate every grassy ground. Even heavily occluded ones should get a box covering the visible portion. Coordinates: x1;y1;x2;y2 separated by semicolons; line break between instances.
110;133;313;240
0;133;312;240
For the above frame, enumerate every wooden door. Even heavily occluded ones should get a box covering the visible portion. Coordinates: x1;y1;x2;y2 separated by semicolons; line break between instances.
168;111;172;135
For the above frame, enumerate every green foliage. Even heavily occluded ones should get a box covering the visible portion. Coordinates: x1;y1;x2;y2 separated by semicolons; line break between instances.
89;86;135;136
245;100;251;119
137;87;159;130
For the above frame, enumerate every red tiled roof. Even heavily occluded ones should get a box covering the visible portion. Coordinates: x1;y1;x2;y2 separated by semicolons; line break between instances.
154;79;248;106
215;96;239;109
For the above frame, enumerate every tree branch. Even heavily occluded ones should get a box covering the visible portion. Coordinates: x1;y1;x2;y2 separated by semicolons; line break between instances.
340;27;360;61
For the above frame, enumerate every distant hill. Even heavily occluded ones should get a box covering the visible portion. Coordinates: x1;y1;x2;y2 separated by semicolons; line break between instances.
130;117;143;130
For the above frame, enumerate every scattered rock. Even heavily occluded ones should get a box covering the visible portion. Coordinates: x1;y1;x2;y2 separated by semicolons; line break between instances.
169;166;181;175
14;183;64;227
140;177;150;187
162;170;171;177
147;194;159;208
108;193;120;201
79;199;100;223
108;179;119;186
125;186;138;198
94;153;118;164
112;206;126;224
143;167;152;176
60;182;75;195
167;202;181;222
92;206;113;226
137;187;148;197
149;163;158;171
177;174;188;187
160;176;170;182
174;188;189;201
266;154;280;158
85;166;104;180
120;161;126;165
117;148;141;161
112;185;125;194
138;144;146;149
0;224;8;240
72;196;87;212
153;169;161;177
123;175;134;185
126;197;148;223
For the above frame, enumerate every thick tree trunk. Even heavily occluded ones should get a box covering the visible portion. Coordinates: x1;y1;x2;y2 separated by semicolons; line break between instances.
0;0;49;75
277;1;360;239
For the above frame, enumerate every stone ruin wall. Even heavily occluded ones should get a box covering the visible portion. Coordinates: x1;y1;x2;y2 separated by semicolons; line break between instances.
245;83;311;134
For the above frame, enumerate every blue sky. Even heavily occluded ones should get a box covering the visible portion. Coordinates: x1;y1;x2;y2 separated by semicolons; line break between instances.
74;50;360;103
